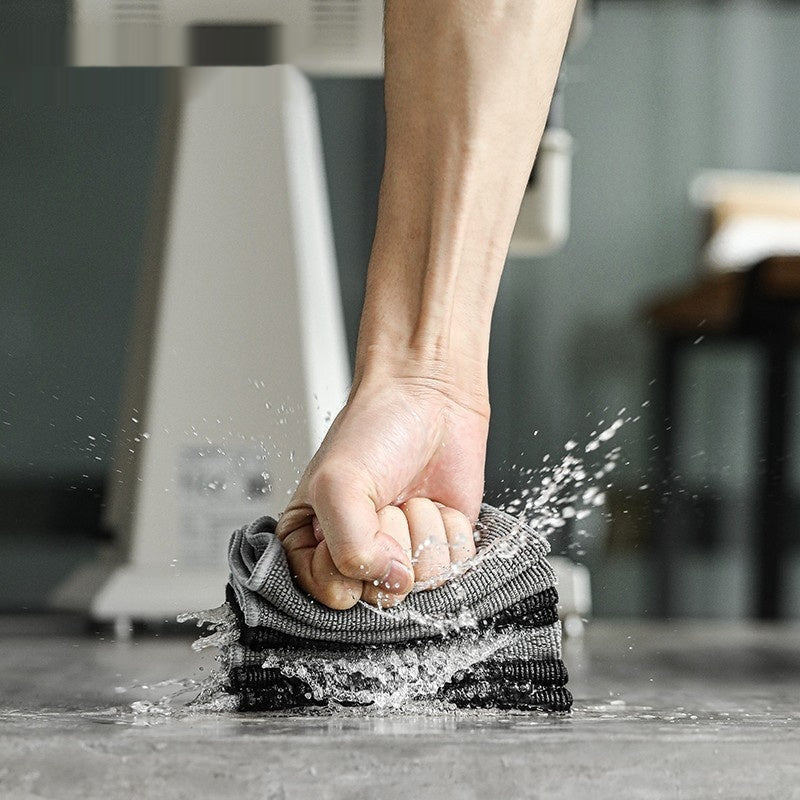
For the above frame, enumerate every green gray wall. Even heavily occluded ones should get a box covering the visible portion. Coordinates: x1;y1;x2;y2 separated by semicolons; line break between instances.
0;70;164;482
486;0;800;616
2;1;800;615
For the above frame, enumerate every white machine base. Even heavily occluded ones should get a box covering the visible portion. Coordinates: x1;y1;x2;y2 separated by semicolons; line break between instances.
92;566;223;623
53;65;351;625
549;556;592;637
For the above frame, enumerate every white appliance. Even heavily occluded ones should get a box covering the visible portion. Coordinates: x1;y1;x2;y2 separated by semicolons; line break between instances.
70;0;385;75
54;62;350;628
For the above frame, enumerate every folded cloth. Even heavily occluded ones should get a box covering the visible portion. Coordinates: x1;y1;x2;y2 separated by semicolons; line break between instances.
225;583;561;650
228;505;557;643
232;678;573;713
221;586;571;711
205;504;573;712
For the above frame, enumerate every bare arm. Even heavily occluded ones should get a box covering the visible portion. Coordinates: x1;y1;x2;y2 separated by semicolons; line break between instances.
361;0;575;386
276;0;577;608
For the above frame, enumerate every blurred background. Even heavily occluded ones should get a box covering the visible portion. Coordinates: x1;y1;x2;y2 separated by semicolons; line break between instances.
2;0;800;621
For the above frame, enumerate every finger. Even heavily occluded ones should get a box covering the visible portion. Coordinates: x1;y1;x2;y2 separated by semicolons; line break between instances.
275;504;314;541
282;525;363;610
362;506;413;606
403;497;451;588
440;506;477;564
377;505;413;561
308;465;415;594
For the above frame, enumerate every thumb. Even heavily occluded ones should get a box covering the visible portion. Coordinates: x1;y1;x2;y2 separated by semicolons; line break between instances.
309;467;415;594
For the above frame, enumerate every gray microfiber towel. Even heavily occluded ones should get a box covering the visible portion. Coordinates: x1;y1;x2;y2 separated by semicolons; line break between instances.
195;504;572;712
228;504;559;644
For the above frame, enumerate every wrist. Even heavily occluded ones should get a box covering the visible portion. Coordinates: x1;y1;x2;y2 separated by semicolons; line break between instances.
352;327;490;419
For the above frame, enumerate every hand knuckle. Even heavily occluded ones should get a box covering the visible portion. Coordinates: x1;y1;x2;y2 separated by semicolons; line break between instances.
336;546;374;576
403;497;431;514
307;464;342;498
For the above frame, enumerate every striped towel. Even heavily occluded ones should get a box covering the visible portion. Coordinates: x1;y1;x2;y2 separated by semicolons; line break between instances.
201;505;572;712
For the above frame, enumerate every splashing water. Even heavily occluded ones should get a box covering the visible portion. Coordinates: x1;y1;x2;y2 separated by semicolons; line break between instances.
177;604;239;651
261;631;514;710
135;417;628;717
127;609;238;718
498;414;629;548
127;675;214;717
174;607;519;714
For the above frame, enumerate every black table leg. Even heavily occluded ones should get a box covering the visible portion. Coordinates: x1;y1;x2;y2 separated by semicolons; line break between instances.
756;330;792;619
652;335;680;618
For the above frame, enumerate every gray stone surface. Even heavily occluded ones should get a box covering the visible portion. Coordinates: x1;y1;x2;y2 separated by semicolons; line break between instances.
1;616;799;799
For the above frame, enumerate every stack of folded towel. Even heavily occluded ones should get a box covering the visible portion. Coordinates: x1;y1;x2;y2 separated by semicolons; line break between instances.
203;504;572;712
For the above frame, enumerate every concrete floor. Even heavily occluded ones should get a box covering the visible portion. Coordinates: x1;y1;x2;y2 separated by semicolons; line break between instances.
1;616;799;800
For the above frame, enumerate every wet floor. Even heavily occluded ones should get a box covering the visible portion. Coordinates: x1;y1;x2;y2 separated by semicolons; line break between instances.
1;615;798;799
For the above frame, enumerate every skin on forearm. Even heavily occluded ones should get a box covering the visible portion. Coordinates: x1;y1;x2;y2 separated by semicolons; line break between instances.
275;0;578;610
355;0;577;403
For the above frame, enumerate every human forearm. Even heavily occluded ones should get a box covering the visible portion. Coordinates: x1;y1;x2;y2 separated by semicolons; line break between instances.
355;0;577;398
276;0;578;609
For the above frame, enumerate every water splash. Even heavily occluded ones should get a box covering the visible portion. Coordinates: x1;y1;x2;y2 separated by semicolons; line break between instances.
178;604;238;651
128;675;210;718
165;419;628;716
127;608;238;717
262;630;513;710
498;414;629;549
